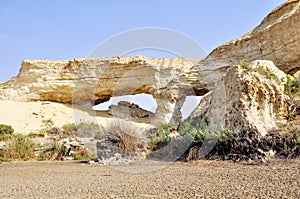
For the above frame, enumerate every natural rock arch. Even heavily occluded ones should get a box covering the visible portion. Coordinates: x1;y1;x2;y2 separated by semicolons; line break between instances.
0;56;212;125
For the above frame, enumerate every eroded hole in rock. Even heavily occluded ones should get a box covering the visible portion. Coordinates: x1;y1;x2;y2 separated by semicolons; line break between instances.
180;96;202;121
92;93;157;123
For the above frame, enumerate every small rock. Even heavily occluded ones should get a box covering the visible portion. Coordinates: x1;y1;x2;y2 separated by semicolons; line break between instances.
62;157;73;161
114;153;122;160
69;141;80;147
87;160;96;164
103;157;117;166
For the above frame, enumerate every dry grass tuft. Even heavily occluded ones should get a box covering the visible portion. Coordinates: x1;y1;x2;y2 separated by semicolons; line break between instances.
0;134;35;160
105;120;146;153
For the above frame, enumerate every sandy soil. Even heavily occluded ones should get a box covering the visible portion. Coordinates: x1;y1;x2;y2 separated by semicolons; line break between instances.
0;160;299;198
0;100;152;134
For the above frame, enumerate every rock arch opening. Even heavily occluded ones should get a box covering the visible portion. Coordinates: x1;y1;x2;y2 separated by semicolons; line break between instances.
93;93;157;112
92;93;157;123
180;96;202;121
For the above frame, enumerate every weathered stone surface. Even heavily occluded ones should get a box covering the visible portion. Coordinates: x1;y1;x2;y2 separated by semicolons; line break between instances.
189;60;288;136
198;0;300;74
0;56;210;124
108;101;154;120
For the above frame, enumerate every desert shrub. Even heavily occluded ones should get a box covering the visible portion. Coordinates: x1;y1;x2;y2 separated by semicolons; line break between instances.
239;60;252;71
74;155;96;161
148;122;175;151
28;131;46;138
0;134;12;141
286;75;300;98
0;124;14;135
38;142;66;160
0;157;11;163
76;148;92;157
188;126;237;144
105;120;146;153
60;122;105;138
283;75;300;120
47;127;63;136
0;134;35;160
74;149;96;161
256;65;279;80
177;124;246;161
285;75;299;97
178;118;195;136
36;157;46;161
39;141;94;161
74;155;87;161
94;132;105;140
41;118;54;129
62;123;77;135
183;126;238;159
239;60;279;81
183;124;300;161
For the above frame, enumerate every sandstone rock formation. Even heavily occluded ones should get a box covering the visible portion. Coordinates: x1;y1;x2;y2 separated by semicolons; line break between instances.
0;0;299;131
189;60;288;136
0;56;216;124
108;101;154;121
198;0;300;74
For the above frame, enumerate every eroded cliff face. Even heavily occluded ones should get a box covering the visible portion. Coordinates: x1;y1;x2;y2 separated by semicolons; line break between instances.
184;0;300;136
189;60;288;136
198;0;300;74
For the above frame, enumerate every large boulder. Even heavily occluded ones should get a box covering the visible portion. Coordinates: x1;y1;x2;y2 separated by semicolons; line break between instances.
108;101;154;121
189;60;288;136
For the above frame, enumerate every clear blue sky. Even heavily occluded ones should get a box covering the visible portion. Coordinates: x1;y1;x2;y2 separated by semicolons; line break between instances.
0;0;286;82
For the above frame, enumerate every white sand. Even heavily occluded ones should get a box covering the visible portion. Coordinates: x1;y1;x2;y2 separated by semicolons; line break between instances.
0;100;152;134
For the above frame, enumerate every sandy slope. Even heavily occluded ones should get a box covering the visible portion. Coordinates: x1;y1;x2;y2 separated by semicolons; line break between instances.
0;100;152;134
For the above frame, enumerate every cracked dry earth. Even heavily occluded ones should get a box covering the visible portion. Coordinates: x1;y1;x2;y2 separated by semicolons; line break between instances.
0;160;299;198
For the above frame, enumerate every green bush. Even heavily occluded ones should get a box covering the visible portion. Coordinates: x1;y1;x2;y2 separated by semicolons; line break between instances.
256;65;278;80
0;124;14;135
74;154;96;161
0;134;12;141
188;126;237;144
36;157;46;161
0;157;11;163
285;75;299;97
148;122;229;152
239;60;253;71
238;60;279;81
283;75;300;121
148;122;175;151
0;134;35;160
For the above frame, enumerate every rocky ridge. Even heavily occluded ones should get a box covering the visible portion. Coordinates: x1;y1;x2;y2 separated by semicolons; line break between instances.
198;0;300;74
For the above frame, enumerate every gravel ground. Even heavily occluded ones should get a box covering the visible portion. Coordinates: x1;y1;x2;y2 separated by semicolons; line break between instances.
0;160;299;198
